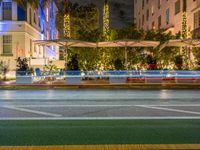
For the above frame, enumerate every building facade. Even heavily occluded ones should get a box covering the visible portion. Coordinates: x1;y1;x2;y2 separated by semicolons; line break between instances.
0;0;59;71
134;0;200;36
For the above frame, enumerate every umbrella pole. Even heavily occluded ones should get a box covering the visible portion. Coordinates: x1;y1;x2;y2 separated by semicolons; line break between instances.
64;45;68;71
125;46;128;70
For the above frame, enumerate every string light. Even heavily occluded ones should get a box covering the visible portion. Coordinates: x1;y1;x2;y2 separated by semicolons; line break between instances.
63;13;71;38
181;12;187;39
103;0;110;40
63;0;71;38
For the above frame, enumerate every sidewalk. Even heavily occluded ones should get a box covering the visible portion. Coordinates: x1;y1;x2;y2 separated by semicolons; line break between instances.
1;82;200;89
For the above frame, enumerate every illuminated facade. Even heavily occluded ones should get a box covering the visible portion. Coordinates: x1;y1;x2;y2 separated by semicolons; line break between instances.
0;0;59;70
134;0;200;36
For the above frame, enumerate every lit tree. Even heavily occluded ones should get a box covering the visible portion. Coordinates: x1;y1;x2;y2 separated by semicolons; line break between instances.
103;0;110;40
181;0;190;69
63;0;71;38
181;12;187;39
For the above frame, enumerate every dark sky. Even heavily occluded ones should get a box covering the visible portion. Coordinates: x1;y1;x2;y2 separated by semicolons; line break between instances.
69;0;134;28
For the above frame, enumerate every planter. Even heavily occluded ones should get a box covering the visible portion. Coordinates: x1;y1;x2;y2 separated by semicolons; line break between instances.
16;76;33;84
175;71;195;83
65;71;81;84
16;71;33;84
109;71;127;84
144;70;163;83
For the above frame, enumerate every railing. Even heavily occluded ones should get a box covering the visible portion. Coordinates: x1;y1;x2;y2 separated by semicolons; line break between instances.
15;70;200;78
15;70;200;82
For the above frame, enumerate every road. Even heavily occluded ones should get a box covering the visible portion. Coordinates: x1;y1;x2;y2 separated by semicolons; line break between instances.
0;89;200;120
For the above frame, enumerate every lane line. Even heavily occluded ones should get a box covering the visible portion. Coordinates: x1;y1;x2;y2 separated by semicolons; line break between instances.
137;105;200;115
1;116;200;121
3;104;200;108
3;106;62;117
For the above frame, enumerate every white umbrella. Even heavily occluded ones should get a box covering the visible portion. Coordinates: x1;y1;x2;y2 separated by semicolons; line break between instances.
97;40;159;48
34;39;96;48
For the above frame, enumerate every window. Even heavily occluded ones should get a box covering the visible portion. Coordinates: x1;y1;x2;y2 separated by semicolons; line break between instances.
34;12;36;24
30;39;32;56
3;35;12;55
151;6;154;16
158;16;161;29
152;21;155;29
175;0;180;15
158;0;161;9
142;14;144;26
146;9;149;21
3;2;12;20
29;8;32;24
166;8;170;25
194;11;200;29
46;8;49;22
142;0;145;9
183;0;187;12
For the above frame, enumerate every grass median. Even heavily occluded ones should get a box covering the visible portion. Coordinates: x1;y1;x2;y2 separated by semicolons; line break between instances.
0;119;200;146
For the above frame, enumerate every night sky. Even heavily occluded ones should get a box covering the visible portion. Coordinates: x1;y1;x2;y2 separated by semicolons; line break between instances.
64;0;134;28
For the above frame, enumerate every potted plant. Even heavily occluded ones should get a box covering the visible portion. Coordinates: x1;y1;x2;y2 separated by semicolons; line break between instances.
16;57;33;84
65;54;81;84
109;58;127;84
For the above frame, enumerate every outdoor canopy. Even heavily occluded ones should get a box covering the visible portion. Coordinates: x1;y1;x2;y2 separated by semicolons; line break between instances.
34;39;160;48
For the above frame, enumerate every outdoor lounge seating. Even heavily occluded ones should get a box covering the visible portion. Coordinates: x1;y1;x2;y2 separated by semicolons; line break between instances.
143;70;163;83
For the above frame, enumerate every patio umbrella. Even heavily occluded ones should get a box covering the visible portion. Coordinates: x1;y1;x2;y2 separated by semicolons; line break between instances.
97;40;159;48
160;39;200;50
34;39;96;48
97;40;160;69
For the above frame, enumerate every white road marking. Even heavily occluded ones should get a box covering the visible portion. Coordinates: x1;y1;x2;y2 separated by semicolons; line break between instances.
3;106;62;117
3;104;200;108
137;105;200;115
0;116;200;121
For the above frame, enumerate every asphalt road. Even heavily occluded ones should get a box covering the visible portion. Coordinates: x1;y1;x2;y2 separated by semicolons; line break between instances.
0;89;200;120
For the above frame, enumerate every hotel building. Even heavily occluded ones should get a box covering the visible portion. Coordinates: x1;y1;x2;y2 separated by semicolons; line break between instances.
0;0;59;71
134;0;200;36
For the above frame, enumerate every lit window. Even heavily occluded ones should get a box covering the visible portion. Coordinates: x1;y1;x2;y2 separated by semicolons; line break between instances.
3;2;12;20
46;8;49;22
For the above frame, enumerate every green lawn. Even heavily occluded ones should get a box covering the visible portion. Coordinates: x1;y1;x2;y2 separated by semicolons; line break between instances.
0;119;200;146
